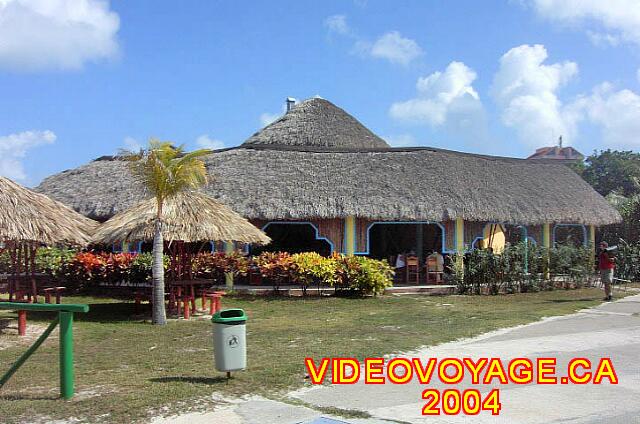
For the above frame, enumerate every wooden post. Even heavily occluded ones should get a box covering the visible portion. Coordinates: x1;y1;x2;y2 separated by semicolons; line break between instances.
344;216;356;256
17;310;27;336
588;225;596;254
224;241;234;288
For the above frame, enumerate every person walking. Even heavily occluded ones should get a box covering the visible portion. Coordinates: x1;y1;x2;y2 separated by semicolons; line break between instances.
598;241;615;301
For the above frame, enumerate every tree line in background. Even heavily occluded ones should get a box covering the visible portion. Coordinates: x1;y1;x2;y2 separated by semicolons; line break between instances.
573;149;640;243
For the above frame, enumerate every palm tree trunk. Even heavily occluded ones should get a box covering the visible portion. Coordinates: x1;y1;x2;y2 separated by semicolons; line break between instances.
152;219;167;325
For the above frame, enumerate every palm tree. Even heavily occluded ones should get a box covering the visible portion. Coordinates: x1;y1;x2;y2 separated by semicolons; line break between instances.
127;140;210;325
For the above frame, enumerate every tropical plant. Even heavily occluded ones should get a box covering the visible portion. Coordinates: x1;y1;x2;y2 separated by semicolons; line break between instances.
255;251;297;292
35;247;76;277
129;252;157;284
291;252;337;295
456;243;595;295
193;252;250;282
333;254;394;296
126;140;210;324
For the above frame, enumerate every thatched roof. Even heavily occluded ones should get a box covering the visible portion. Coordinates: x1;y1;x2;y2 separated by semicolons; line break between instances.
0;176;97;245
91;192;271;245
243;98;390;149
36;98;621;226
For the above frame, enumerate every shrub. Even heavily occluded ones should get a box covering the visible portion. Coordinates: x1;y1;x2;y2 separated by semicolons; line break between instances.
130;252;154;284
457;243;595;295
291;252;337;295
36;247;76;277
193;252;250;282
57;251;106;290
333;254;394;296
255;252;297;292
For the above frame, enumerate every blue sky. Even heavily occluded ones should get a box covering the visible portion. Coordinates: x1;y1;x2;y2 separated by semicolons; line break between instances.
1;0;640;186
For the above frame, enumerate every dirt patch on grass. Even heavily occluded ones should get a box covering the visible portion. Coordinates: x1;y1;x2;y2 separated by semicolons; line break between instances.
0;319;58;350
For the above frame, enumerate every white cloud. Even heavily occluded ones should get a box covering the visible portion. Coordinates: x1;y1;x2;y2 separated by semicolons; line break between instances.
384;134;416;147
324;14;350;36
0;0;120;71
390;61;482;127
575;83;640;149
491;44;579;147
323;16;422;66
587;31;620;47
0;130;55;180
123;136;141;152
368;31;422;66
526;0;640;46
195;134;225;150
259;112;281;127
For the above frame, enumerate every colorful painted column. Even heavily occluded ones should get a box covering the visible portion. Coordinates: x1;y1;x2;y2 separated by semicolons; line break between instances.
588;225;596;253
344;216;356;256
542;223;551;248
588;225;596;270
224;241;234;288
542;223;551;279
455;217;465;280
520;226;529;274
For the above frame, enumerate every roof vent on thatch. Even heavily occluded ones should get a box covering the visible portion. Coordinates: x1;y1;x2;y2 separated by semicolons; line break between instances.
242;97;390;150
286;97;296;112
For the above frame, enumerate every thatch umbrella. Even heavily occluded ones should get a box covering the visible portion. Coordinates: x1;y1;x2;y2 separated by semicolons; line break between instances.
0;176;97;246
91;192;270;313
0;176;98;302
91;191;270;245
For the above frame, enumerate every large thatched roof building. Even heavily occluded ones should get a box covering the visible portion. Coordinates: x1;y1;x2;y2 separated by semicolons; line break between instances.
36;97;621;259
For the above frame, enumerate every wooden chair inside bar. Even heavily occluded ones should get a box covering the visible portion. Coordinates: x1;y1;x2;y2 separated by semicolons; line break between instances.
426;254;444;284
405;255;420;284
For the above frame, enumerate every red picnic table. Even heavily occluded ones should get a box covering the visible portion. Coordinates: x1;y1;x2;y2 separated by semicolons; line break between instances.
167;279;225;319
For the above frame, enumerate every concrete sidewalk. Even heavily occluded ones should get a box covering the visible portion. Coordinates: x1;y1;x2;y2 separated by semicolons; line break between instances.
154;293;640;424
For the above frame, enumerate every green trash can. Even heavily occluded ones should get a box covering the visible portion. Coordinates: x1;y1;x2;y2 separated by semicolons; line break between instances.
212;308;247;372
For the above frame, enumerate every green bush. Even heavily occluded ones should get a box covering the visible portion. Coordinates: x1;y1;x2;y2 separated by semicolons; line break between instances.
255;251;297;292
333;254;394;296
36;247;76;277
291;252;337;294
458;242;595;295
3;247;396;297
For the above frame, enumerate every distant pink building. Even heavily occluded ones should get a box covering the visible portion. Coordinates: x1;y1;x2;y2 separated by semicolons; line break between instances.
528;137;584;161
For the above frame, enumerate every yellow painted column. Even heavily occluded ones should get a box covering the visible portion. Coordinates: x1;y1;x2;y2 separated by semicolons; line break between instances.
542;223;551;279
121;241;130;253
224;241;234;288
344;216;356;256
455;217;465;281
588;225;596;271
455;218;464;253
542;223;551;249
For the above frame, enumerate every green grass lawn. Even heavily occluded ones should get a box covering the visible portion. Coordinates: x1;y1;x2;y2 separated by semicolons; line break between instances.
0;288;622;423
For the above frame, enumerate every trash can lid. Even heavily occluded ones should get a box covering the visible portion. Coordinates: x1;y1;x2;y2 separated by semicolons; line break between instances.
212;308;247;324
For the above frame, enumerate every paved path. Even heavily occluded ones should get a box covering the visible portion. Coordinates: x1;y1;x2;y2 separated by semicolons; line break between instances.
155;293;640;424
